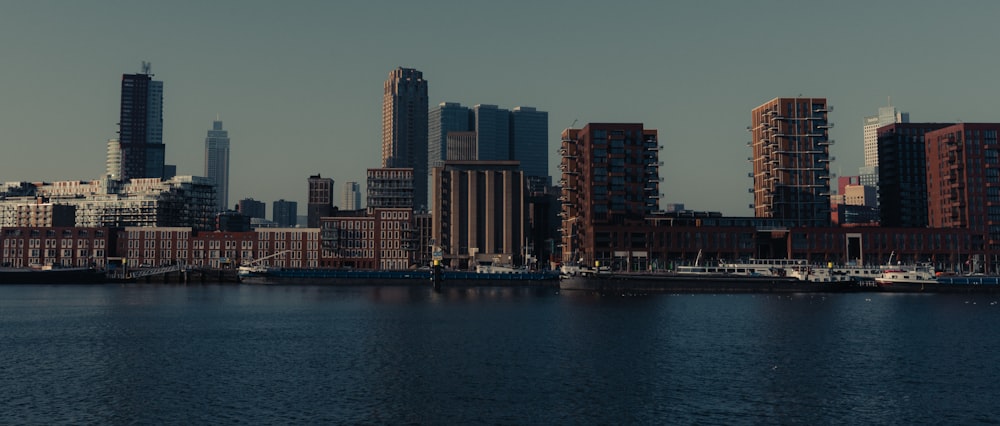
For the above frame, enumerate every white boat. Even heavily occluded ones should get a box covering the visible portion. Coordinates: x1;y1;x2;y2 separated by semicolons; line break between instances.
875;264;938;289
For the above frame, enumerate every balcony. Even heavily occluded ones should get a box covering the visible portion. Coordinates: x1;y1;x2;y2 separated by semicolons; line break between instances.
814;105;833;112
817;139;835;146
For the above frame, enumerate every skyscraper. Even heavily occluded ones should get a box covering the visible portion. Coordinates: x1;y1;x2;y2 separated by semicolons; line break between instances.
876;122;951;228
750;97;832;227
204;119;230;212
382;67;428;209
511;106;549;180
473;104;511;161
118;62;164;181
106;138;121;180
861;103;909;187
559;124;660;264
238;198;266;219
342;181;361;210
272;199;298;227
926;123;1000;249
428;102;473;171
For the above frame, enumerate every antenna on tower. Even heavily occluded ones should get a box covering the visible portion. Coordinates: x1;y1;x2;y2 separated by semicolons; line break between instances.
887;95;892;107
141;61;152;76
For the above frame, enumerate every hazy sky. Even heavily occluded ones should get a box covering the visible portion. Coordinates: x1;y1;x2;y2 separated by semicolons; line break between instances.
2;1;999;216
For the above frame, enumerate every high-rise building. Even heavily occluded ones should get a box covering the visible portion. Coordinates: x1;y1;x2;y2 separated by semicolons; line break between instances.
238;198;266;219
750;97;832;227
428;102;473;171
367;168;413;209
118;62;165;181
382;67;428;210
926;123;1000;249
342;181;361;210
559;124;660;264
106;139;121;180
307;174;334;228
511;106;549;180
431;161;525;269
861;104;909;188
473;104;511;161
272;199;298;227
446;132;477;160
876;122;951;228
204;119;230;212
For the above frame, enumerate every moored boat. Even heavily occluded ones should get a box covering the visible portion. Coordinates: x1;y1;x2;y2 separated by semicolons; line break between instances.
558;269;851;293
0;266;106;284
875;264;938;292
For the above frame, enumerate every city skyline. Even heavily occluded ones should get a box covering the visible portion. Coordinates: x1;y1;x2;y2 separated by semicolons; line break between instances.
3;2;1000;214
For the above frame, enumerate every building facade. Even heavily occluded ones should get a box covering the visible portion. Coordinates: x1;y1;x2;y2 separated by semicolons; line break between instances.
272;199;298;227
559;123;661;265
367;168;414;209
860;105;909;190
876;122;951;228
473;104;510;161
238;198;266;219
511;106;549;180
106;139;122;180
432;161;525;269
1;227;112;268
926;123;1000;249
428;102;473;171
118;64;165;181
319;207;416;270
307;174;334;228
342;181;361;211
0;176;216;231
204;120;230;212
382;67;428;210
750;97;832;227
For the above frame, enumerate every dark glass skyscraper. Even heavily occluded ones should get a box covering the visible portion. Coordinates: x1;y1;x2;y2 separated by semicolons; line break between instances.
511;106;549;181
382;67;428;210
118;63;164;181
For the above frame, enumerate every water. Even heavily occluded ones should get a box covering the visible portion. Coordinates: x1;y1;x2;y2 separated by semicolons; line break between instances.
2;284;1000;424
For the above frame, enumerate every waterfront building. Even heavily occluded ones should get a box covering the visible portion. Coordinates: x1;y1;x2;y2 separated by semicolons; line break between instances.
926;123;1000;249
431;161;525;269
204;120;230;212
876;122;952;228
249;228;319;269
0;176;216;231
382;67;428;210
367;168;414;209
342;181;361;211
559;123;661;267
511;106;549;181
238;198;266;220
1;203;76;228
750;97;833;227
272;199;298;227
307;174;334;228
118;62;165;181
0;227;111;269
318;207;416;270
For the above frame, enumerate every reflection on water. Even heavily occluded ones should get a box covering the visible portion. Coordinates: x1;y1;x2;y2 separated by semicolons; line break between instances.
1;285;999;424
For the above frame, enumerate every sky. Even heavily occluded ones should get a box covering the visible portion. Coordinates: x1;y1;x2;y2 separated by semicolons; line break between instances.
2;0;1000;216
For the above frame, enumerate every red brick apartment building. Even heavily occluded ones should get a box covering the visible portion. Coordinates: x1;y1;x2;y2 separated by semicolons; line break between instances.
1;227;111;268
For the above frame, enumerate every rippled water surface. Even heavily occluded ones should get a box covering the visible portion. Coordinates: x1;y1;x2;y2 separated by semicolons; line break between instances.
2;284;1000;424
